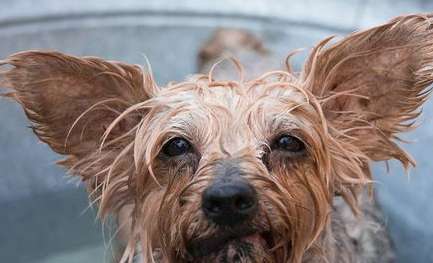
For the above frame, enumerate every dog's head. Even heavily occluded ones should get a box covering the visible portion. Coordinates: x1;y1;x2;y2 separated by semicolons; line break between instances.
1;15;432;263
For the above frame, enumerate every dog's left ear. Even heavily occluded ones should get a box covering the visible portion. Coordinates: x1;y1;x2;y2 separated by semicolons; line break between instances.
303;14;433;166
0;51;157;161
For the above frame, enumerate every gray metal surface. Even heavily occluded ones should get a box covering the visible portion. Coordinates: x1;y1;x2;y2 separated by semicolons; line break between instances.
0;1;432;262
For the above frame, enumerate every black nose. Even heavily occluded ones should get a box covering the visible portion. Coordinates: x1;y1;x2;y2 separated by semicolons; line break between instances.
202;181;258;226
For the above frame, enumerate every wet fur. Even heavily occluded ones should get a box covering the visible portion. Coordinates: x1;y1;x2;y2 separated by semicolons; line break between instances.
1;14;433;263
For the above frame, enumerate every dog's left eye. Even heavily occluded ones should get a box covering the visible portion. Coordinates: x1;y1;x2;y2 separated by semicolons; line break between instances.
162;137;192;156
273;135;305;153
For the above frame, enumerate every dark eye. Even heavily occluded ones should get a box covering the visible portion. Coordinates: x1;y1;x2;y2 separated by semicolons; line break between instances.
273;135;305;153
162;137;192;156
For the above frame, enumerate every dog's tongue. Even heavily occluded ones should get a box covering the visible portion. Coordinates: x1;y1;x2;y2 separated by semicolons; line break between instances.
241;232;264;243
186;231;270;262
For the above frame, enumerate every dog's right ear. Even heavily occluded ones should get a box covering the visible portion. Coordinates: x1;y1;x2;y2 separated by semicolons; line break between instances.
299;15;433;205
0;51;157;163
302;15;433;166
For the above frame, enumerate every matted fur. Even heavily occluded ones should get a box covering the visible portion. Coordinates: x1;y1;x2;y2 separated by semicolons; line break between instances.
1;14;433;263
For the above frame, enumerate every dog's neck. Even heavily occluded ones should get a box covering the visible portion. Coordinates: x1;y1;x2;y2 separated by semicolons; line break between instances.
302;195;393;263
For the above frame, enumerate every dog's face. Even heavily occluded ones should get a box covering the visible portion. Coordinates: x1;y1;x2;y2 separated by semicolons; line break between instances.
141;75;332;262
1;15;432;263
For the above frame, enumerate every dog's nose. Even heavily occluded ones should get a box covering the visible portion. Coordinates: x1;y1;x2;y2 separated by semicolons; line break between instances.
202;181;258;226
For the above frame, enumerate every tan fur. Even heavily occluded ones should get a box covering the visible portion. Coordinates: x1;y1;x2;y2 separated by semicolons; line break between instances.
1;14;433;263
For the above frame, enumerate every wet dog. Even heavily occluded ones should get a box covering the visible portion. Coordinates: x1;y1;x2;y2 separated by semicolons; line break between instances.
1;14;432;262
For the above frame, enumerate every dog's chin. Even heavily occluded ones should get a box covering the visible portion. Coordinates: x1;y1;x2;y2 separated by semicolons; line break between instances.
187;230;273;263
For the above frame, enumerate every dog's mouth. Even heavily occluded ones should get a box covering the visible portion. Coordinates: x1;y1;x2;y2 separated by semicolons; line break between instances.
186;228;274;262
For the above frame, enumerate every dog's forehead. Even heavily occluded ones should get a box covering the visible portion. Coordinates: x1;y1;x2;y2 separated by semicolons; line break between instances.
151;78;314;152
158;78;308;117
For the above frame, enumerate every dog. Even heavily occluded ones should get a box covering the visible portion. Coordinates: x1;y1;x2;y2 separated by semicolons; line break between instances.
1;13;432;263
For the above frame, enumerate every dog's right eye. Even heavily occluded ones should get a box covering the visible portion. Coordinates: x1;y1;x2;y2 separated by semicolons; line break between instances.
162;137;192;157
272;134;305;154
